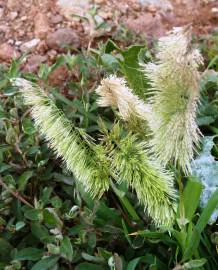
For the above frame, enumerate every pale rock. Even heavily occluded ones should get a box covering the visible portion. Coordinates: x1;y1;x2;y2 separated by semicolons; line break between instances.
7;39;14;45
15;40;22;46
20;38;40;52
0;8;4;18
211;7;218;13
125;13;165;38
20;16;27;21
46;28;80;50
138;0;173;11
94;0;106;3
9;11;18;20
57;0;91;19
34;13;50;39
24;55;47;72
0;43;20;61
50;14;63;24
7;0;20;10
0;25;9;34
47;49;57;59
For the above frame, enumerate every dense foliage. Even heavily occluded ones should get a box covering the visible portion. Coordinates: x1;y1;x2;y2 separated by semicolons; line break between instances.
0;29;218;270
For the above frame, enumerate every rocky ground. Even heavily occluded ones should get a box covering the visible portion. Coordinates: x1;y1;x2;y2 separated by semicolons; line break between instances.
0;0;217;72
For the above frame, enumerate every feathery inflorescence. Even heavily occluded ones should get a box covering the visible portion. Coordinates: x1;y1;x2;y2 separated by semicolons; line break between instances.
96;75;152;123
102;124;177;227
144;26;203;173
13;78;110;198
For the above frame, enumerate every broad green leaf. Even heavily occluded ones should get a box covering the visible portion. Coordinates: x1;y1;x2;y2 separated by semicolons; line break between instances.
51;196;62;208
120;45;148;99
140;254;168;270
88;232;96;248
6;127;17;144
60;236;73;262
0;110;6;120
3;87;17;96
31;256;59;270
31;223;50;241
41;187;53;206
0;163;11;173
18;170;33;191
183;258;207;269
43;208;63;228
183;178;203;221
105;40;121;54
22;118;36;135
101;54;119;69
127;257;141;270
104;41;149;99
24;209;43;221
0;238;13;261
75;262;106;270
15;221;25;231
81;253;105;263
14;248;44;261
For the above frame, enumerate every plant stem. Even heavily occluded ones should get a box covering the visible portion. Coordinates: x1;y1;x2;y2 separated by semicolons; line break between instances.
0;176;33;208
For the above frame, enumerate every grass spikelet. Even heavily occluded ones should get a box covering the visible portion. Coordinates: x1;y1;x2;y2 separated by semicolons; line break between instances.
96;75;152;123
103;124;177;227
12;78;110;198
144;25;203;173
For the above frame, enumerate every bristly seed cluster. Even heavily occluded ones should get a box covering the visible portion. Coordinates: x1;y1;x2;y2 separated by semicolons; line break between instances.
144;26;203;173
13;26;203;227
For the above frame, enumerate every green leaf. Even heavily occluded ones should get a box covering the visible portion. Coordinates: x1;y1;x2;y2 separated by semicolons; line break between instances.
81;253;105;263
24;209;43;221
183;178;203;221
60;236;73;262
75;262;106;270
0;110;6;120
183;258;207;269
43;208;63;228
14;248;44;261
134;230;175;245
0;238;13;262
88;232;96;248
15;221;25;231
127;257;141;270
196;188;218;233
110;181;140;221
51;196;62;208
171;230;187;254
3;87;17;96
182;188;218;261
105;39;121;54
31;256;59;270
101;54;119;69
122;219;132;246
104;41;149;99
120;45;148;99
22;118;36;135
6;127;17;144
18;170;33;192
31;223;50;242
